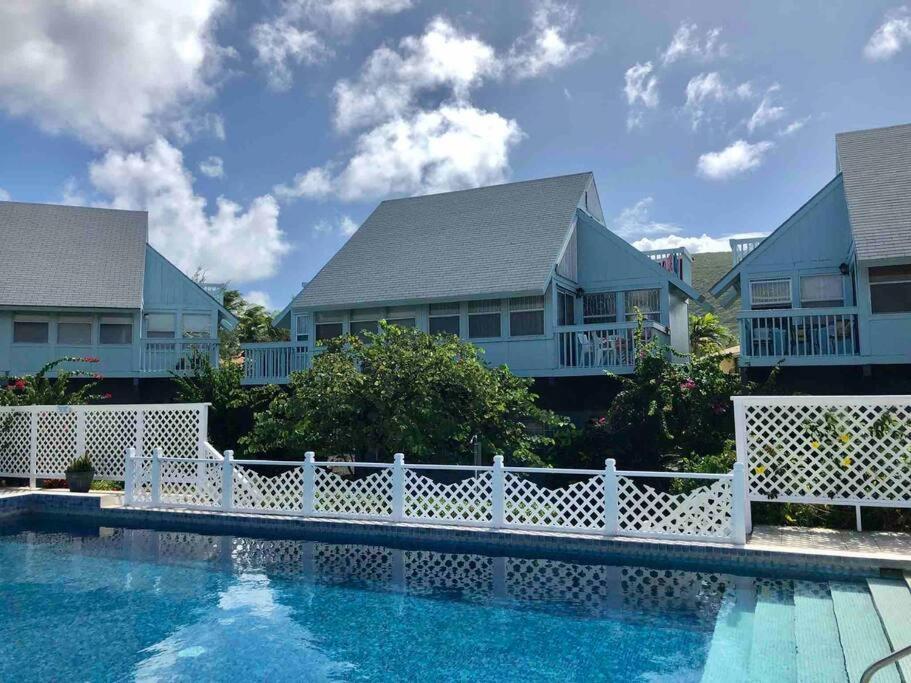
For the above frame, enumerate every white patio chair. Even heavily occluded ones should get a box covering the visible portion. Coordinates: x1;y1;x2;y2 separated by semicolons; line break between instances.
576;332;594;367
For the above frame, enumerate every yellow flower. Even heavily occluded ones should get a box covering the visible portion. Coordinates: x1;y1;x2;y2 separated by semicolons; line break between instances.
841;456;853;468
754;465;766;475
810;440;820;450
839;433;851;443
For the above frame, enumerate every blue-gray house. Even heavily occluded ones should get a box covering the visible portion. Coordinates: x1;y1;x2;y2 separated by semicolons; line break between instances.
242;172;700;384
710;123;911;368
0;201;236;381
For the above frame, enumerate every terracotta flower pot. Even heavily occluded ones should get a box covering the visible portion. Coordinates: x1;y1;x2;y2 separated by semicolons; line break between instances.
66;470;95;493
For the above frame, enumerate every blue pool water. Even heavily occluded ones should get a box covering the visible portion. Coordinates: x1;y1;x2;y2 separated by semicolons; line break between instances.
0;519;879;682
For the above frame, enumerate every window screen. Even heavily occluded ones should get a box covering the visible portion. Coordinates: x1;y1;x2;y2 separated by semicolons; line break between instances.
509;296;544;336
182;313;211;339
870;265;911;314
13;320;49;344
625;289;660;321
750;279;792;309
144;313;176;339
468;300;501;338
583;292;616;324
800;275;843;307
430;303;461;336
100;318;133;344
58;318;92;345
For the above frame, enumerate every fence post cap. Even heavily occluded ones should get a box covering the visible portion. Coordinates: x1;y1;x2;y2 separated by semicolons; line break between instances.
304;451;315;462
126;446;136;457
224;449;234;459
493;454;504;465
393;452;405;464
732;461;745;473
604;458;616;471
152;446;162;457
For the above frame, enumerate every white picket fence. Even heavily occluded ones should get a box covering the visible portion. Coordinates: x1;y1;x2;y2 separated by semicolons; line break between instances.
733;394;911;531
0;404;210;486
124;450;747;544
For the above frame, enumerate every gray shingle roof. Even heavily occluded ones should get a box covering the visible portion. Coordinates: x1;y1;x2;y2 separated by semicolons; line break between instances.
0;201;147;309
293;173;593;309
836;123;911;261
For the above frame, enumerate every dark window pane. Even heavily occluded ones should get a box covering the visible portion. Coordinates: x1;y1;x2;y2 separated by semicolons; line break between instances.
870;265;911;283
58;322;92;345
387;318;415;328
350;320;378;338
316;323;343;341
13;322;48;344
871;282;911;313
100;323;132;344
429;315;460;336
468;313;500;338
510;310;544;336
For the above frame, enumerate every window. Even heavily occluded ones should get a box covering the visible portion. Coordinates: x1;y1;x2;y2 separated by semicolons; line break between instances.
870;265;911;314
583;292;616;324
509;296;544;336
468;299;501;338
315;311;344;341
750;279;792;310
386;306;416;328
182;313;211;339
349;308;381;338
13;318;48;344
57;317;92;345
800;274;844;308
558;290;575;326
625;289;660;321
429;303;460;336
294;315;310;343
100;317;133;344
143;313;176;339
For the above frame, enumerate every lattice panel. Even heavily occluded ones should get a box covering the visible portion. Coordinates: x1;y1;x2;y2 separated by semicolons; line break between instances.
314;467;392;517
404;470;492;523
312;542;393;584
404;550;494;599
158;459;221;507
142;408;202;458
617;477;733;539
0;410;30;475
506;557;617;613
129;458;153;503
233;465;304;512
35;410;78;475
504;473;604;530
85;410;137;478
743;399;911;503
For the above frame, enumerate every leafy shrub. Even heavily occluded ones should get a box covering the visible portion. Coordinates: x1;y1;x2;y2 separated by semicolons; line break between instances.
0;357;110;406
66;454;93;473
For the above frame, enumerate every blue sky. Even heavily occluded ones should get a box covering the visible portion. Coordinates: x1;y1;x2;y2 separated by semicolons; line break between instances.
0;1;909;310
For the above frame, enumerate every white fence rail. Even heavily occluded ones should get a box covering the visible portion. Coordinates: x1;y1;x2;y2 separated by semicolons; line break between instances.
125;450;747;544
733;395;911;530
0;404;210;486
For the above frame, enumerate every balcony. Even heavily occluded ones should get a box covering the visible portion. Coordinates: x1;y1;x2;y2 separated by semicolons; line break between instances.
739;308;860;365
241;342;314;385
730;237;764;266
642;247;692;281
140;339;220;376
555;321;668;374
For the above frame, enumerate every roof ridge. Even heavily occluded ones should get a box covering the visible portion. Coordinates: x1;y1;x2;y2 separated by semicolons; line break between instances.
379;171;593;204
836;122;911;139
0;199;147;215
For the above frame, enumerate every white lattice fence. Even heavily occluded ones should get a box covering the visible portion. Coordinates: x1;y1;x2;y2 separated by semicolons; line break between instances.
733;395;911;521
0;404;209;484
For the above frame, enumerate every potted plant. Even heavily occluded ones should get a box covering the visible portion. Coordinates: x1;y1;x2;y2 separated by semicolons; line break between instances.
65;454;95;493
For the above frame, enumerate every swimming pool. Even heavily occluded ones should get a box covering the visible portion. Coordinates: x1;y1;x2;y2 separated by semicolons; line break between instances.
0;518;905;682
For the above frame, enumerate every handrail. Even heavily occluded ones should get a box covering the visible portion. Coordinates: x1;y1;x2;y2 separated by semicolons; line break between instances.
737;306;858;319
861;643;911;683
555;320;669;334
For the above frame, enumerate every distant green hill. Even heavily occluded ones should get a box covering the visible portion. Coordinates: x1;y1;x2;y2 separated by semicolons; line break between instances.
690;251;739;334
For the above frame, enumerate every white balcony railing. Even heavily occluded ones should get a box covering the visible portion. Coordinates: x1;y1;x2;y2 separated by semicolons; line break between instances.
730;238;764;266
140;339;220;375
242;341;313;384
738;308;859;360
556;321;668;371
642;247;692;281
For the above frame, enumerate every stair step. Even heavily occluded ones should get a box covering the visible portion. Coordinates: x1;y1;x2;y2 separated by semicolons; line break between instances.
830;582;900;683
794;582;848;683
747;583;797;682
867;578;911;681
700;579;756;682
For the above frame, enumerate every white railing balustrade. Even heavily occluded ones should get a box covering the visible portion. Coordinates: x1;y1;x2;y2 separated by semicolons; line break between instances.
556;321;668;371
241;342;313;384
738;309;859;361
140;339;220;375
730;237;764;265
125;450;747;544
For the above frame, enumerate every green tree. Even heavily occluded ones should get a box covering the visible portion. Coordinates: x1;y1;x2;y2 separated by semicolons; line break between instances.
218;288;290;360
689;312;734;357
0;357;109;406
242;322;566;465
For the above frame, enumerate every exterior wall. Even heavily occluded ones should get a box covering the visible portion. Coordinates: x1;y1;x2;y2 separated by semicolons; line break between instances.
855;257;911;362
669;291;690;355
142;247;221;339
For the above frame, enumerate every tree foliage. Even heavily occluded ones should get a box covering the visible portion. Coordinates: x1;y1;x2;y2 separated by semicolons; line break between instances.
689;312;734;357
0;357;110;406
242;323;566;465
218;288;290;360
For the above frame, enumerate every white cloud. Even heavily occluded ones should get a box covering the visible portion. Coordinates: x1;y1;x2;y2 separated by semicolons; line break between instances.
0;1;229;147
747;86;786;133
243;290;274;310
0;187;10;201
339;216;359;236
684;72;753;129
612;197;678;239
250;0;413;90
779;116;810;136
661;22;727;65
277;105;523;202
313;215;359;236
864;6;911;61
199;156;225;178
623;61;659;129
633;232;766;254
697;139;774;180
88;138;289;283
507;1;595;78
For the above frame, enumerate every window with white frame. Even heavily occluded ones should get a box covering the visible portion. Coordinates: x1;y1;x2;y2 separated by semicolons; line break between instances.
625;289;661;321
583;292;617;324
182;313;211;339
315;311;344;341
468;299;501;338
386;306;416;328
800;274;844;308
99;316;133;344
870;265;911;314
509;296;544;336
429;302;460;336
143;313;176;339
750;278;792;310
57;316;93;345
13;316;49;344
350;308;382;338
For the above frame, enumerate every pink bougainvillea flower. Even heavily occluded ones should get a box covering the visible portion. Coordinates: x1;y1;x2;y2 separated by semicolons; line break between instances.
102;392;113;400
82;356;100;363
92;373;104;380
679;379;696;391
13;379;27;391
711;401;727;415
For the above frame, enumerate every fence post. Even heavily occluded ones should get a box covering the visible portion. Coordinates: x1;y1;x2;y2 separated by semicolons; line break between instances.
151;447;162;506
124;447;136;505
28;409;38;488
392;453;405;521
135;408;145;462
75;407;86;462
604;458;619;536
302;451;315;515
731;462;747;545
491;455;506;528
222;450;234;512
732;396;753;534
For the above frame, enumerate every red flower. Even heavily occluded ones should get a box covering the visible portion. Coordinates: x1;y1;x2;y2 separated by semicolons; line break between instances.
679;379;697;391
92;373;104;380
12;379;27;391
82;356;100;363
711;401;727;415
102;392;113;400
